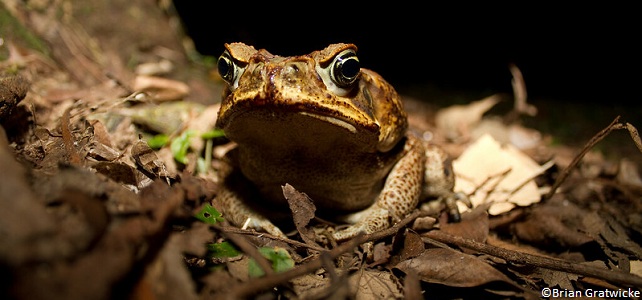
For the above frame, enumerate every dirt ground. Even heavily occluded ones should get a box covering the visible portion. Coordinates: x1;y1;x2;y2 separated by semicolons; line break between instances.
1;1;642;299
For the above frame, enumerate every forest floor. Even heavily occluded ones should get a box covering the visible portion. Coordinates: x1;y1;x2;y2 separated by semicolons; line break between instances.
2;1;642;299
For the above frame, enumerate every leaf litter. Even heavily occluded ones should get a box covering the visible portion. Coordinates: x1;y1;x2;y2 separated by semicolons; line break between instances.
1;2;642;299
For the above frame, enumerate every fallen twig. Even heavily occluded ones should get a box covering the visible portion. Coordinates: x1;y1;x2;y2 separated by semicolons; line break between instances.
217;226;274;277
423;230;642;287
215;226;326;252
545;116;642;200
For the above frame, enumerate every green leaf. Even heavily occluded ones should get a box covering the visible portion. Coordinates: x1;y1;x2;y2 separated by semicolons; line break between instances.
207;241;240;258
170;130;196;164
266;247;295;273
194;204;224;224
248;259;264;278
201;128;226;139
147;134;170;149
249;247;295;277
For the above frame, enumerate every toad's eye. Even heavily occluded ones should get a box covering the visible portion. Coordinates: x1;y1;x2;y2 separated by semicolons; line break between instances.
329;49;360;88
217;51;244;90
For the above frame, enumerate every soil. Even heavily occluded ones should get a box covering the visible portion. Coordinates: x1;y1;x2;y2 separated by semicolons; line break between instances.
1;1;641;299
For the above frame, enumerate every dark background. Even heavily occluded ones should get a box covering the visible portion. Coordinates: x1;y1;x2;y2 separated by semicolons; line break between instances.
173;5;639;104
172;4;641;149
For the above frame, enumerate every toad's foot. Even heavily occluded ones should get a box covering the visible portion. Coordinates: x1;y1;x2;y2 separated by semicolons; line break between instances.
421;143;472;221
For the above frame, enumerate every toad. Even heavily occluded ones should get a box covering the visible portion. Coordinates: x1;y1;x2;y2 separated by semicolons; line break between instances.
214;43;464;241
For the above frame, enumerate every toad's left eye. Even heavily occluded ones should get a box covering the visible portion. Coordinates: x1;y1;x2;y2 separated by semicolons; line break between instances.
329;49;360;88
217;50;245;90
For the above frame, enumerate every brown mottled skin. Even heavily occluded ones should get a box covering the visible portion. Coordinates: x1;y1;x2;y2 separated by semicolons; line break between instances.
214;43;460;240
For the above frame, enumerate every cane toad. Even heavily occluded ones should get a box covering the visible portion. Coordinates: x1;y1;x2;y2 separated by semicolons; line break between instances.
214;43;463;241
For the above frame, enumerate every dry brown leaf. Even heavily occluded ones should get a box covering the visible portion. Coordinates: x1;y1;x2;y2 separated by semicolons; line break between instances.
373;241;392;264
131;138;171;181
92;161;138;185
289;274;331;299
583;212;642;259
173;222;215;257
513;197;594;248
87;141;121;161
133;75;190;101
395;247;521;289
282;184;318;246
9;171;185;300
88;119;113;147
0;127;57;264
440;205;489;243
226;257;252;282
141;233;199;300
435;95;500;141
348;270;403;300
631;260;642;277
135;59;174;76
403;270;423;300
617;158;642;188
398;230;425;261
119;101;204;135
411;216;437;231
453;134;544;215
200;270;242;297
534;268;579;291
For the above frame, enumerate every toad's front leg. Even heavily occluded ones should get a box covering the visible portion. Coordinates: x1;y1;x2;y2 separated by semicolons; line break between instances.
333;136;425;241
213;168;287;238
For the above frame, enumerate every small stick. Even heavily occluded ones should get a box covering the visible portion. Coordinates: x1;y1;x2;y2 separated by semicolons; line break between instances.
509;63;537;117
213;225;274;276
545;116;621;200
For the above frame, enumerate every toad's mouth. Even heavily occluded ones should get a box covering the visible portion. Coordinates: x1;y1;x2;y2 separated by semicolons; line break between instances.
217;104;383;153
217;97;380;136
297;112;357;133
